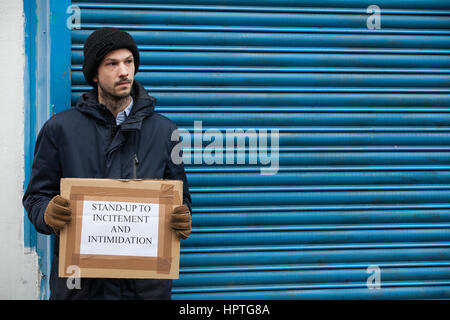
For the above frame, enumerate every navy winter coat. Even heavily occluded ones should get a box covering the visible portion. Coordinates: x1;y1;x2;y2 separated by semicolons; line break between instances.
23;81;191;299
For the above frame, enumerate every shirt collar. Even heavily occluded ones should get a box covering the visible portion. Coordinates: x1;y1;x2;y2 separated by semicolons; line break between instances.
115;97;134;126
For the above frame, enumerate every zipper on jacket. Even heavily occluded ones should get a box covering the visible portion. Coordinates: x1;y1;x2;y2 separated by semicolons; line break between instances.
110;123;118;140
133;154;139;179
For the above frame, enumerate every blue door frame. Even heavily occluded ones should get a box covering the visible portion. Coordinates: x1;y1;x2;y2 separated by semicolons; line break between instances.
23;0;71;299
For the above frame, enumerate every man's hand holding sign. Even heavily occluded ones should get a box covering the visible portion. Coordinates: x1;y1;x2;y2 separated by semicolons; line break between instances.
44;194;191;239
56;178;187;280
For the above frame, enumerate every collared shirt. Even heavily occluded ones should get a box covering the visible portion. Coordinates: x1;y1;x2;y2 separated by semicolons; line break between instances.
115;97;134;126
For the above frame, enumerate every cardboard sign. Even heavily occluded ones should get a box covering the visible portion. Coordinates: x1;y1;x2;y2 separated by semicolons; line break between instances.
58;178;182;279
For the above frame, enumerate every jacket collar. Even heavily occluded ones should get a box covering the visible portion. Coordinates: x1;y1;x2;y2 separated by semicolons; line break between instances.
74;80;156;127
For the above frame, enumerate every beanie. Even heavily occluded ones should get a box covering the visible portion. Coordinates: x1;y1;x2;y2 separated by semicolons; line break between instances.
83;27;140;87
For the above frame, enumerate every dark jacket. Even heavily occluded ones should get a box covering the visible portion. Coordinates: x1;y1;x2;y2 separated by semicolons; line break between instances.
23;81;191;300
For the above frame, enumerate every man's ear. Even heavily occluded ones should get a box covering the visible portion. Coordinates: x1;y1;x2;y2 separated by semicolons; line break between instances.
92;74;98;83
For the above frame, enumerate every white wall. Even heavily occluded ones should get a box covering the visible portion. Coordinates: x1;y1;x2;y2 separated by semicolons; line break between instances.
0;0;39;299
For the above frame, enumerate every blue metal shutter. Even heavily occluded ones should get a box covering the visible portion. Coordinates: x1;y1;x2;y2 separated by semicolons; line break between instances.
71;0;450;299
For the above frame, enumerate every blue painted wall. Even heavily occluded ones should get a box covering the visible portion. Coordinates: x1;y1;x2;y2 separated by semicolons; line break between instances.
23;0;71;299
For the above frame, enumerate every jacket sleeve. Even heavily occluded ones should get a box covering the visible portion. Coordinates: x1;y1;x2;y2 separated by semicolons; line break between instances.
23;121;62;235
164;125;192;213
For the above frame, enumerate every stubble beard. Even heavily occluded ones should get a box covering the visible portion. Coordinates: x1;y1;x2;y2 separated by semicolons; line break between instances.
98;80;133;116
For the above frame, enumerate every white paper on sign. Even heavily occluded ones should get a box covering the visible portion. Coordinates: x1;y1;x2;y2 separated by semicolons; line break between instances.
79;200;160;257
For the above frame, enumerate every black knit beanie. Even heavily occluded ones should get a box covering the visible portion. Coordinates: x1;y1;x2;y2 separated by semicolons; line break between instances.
83;27;140;87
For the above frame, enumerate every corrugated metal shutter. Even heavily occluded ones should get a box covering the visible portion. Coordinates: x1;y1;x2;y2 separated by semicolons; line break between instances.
71;0;450;299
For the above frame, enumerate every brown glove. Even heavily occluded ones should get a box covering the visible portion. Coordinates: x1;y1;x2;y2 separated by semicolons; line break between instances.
44;195;72;235
169;205;191;240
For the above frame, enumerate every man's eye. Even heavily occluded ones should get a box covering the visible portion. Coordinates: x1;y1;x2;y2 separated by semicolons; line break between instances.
126;60;133;64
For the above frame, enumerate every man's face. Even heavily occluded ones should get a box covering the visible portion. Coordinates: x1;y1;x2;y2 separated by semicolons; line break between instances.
93;48;135;99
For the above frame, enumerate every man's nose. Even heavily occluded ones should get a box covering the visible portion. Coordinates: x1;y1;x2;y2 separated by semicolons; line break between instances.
118;62;129;77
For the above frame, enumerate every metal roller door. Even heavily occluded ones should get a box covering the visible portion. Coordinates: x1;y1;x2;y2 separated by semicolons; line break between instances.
71;0;450;299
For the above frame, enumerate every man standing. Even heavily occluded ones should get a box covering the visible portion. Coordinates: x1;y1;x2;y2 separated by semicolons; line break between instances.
23;27;192;299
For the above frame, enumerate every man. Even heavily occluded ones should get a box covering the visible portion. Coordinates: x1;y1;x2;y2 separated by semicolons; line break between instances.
23;27;192;299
